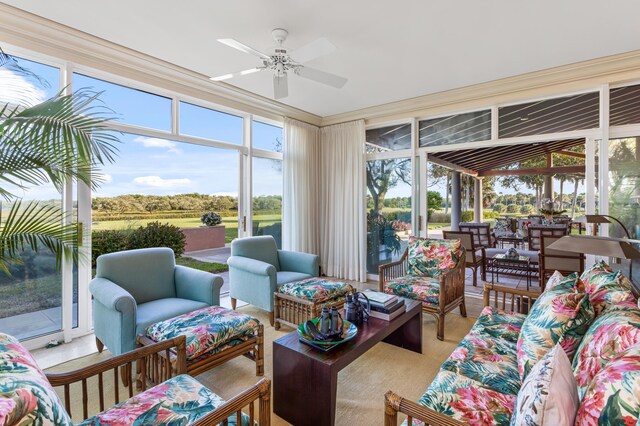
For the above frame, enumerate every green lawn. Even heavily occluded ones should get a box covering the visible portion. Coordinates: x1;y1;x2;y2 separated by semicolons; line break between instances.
176;256;228;273
92;214;282;243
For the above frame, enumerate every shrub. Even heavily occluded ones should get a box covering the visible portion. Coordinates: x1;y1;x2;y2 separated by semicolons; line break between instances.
91;230;129;267
492;203;506;213
461;211;474;222
426;211;474;223
391;220;411;231
201;211;222;226
127;221;186;257
506;204;520;213
482;211;501;219
520;204;535;214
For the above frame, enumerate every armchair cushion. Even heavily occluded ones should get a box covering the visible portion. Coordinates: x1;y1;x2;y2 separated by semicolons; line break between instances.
145;306;260;361
384;275;441;307
77;374;249;426
407;238;463;278
276;271;314;286
0;333;72;426
231;235;280;271
278;278;354;303
95;248;177;305
136;298;208;336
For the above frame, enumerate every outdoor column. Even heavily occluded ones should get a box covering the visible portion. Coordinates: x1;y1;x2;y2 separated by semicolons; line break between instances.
474;177;483;222
451;171;462;231
543;175;554;199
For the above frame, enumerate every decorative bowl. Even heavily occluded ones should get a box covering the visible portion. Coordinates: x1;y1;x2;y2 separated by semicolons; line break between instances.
297;318;358;348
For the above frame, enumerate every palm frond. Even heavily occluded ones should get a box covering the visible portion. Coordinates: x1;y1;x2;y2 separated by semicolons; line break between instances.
0;88;121;194
0;200;78;275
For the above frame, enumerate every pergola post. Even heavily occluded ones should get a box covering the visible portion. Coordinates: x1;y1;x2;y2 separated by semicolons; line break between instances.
543;175;554;200
474;177;483;222
451;171;462;231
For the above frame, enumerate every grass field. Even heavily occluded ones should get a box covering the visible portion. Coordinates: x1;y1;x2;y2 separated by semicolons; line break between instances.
92;214;282;243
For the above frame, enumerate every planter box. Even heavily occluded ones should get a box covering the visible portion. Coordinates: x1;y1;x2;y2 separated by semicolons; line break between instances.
180;225;225;252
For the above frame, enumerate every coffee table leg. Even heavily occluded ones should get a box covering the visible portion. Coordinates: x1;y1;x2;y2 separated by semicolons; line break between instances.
382;310;422;353
274;343;337;426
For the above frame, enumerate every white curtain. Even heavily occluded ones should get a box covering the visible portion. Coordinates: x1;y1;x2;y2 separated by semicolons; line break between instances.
319;120;367;281
282;117;320;254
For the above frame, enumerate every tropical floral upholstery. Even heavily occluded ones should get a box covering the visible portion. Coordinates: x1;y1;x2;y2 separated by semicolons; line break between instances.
145;306;260;361
575;344;640;425
414;370;516;426
516;274;595;379
383;275;440;307
440;310;522;395
572;306;640;399
580;260;637;314
510;344;579;426
77;374;249;426
277;278;354;303
406;238;463;277
0;333;72;426
493;218;512;237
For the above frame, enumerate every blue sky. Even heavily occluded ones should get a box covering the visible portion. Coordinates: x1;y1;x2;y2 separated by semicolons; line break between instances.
7;55;283;201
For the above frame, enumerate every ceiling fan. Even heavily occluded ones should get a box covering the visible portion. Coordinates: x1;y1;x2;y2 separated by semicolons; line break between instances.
211;28;348;99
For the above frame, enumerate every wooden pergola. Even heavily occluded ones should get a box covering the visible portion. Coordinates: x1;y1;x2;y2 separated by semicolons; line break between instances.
428;139;586;227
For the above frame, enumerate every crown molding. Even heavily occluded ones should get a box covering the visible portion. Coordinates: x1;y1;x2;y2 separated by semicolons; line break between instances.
321;49;640;127
0;4;322;126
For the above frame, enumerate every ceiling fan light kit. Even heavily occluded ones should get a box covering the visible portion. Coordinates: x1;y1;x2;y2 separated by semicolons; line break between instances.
212;28;348;99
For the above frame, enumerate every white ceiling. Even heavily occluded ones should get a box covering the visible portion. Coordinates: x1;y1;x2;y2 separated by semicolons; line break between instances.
4;0;640;117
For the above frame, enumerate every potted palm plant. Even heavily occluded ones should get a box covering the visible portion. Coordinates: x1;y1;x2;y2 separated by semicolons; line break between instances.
0;49;120;274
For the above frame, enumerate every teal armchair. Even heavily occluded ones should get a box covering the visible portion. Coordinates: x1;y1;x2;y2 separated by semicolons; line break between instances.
90;247;223;355
228;236;319;325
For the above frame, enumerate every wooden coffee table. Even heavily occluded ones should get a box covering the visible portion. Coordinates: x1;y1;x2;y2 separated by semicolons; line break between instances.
273;298;422;426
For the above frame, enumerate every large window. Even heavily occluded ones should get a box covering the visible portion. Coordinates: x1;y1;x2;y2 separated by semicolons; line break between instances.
419;110;491;147
179;101;242;144
610;85;640;126
252;157;283;247
93;133;240;243
366;124;412;151
252;120;283;152
73;73;172;131
0;56;66;340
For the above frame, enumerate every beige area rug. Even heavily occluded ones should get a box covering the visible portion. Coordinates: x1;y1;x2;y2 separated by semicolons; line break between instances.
46;306;477;425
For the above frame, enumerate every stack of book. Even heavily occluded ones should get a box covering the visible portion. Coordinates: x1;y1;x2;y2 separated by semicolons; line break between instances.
362;289;406;321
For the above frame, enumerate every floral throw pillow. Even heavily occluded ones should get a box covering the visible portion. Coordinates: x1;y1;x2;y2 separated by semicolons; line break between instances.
575;344;640;425
580;260;636;313
510;344;579;426
407;237;463;278
572;306;640;399
493;218;512;236
516;279;595;380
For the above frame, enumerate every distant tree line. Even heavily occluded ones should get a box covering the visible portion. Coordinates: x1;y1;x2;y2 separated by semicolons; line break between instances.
92;193;282;215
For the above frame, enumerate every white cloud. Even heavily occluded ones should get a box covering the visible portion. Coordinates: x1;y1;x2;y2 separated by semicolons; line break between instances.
132;175;191;188
95;173;113;184
0;69;47;106
133;137;182;154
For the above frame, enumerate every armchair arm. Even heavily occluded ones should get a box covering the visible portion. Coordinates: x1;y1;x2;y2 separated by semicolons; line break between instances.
384;390;465;426
89;277;136;315
175;265;223;306
439;249;466;309
277;249;319;276
378;249;409;291
228;256;277;278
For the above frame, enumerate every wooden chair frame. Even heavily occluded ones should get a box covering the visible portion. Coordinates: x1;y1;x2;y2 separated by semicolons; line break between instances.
443;230;482;287
526;224;569;251
539;235;585;289
459;222;496;248
384;285;540;426
46;335;271;425
379;247;467;341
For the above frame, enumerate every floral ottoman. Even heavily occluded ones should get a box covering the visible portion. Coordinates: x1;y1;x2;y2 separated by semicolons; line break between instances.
273;277;355;330
138;305;264;379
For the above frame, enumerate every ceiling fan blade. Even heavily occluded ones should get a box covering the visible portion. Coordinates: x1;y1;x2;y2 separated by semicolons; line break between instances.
290;37;336;63
210;67;263;81
217;38;271;60
296;66;347;88
273;73;288;99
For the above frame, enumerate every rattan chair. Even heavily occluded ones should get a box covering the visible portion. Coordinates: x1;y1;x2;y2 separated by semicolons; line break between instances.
443;230;482;286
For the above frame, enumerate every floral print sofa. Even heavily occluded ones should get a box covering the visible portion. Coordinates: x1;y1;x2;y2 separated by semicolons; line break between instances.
0;333;271;425
384;261;640;425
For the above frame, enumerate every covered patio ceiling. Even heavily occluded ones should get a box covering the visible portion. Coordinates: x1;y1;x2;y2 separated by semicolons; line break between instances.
428;139;586;177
